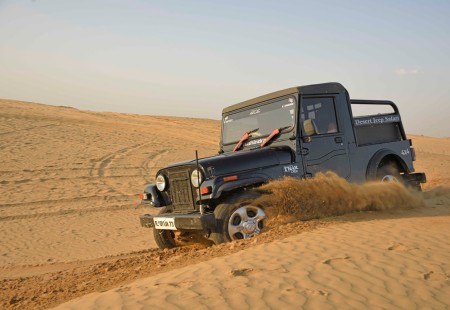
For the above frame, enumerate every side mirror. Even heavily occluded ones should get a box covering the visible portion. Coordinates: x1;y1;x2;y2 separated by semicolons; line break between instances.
302;119;317;136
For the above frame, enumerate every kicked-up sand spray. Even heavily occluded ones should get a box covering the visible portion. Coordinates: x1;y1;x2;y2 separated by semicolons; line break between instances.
253;172;425;224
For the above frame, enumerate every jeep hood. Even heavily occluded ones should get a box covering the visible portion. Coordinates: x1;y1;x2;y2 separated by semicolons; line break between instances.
163;147;293;177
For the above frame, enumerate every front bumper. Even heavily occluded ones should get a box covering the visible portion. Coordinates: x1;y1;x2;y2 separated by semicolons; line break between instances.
140;212;216;230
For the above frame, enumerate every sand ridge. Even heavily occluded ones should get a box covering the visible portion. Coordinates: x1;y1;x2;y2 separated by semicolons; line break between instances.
1;99;449;309
56;209;450;310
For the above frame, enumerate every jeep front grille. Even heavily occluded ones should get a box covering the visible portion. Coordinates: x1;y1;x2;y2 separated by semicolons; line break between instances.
167;169;196;212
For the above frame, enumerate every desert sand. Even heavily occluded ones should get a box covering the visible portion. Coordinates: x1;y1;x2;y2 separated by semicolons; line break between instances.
57;207;450;310
0;99;449;309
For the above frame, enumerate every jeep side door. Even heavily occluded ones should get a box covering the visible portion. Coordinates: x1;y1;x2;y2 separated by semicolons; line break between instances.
298;95;350;178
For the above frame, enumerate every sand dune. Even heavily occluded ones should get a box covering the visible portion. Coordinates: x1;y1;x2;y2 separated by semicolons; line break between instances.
0;99;219;267
1;99;449;309
57;205;450;310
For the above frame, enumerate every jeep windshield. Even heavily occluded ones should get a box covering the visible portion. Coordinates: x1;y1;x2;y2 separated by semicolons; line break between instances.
222;97;296;146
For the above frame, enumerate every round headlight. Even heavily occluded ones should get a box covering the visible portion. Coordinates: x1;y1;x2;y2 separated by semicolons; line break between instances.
155;174;166;191
191;169;203;188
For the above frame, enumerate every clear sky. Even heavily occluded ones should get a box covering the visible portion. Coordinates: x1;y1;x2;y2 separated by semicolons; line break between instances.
1;0;449;137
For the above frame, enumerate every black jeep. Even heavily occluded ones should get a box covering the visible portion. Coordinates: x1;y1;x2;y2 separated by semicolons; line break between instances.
139;82;426;249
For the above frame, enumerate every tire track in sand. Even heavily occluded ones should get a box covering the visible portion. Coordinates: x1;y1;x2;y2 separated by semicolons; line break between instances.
88;143;147;195
140;150;170;183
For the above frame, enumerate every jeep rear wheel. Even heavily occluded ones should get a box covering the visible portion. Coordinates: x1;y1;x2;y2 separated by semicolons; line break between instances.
210;203;266;245
376;164;401;183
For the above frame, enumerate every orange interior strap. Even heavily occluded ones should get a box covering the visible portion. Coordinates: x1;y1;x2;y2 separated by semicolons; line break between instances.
260;128;280;148
233;132;249;152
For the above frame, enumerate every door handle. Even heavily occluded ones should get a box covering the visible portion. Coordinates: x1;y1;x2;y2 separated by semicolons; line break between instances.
335;137;343;143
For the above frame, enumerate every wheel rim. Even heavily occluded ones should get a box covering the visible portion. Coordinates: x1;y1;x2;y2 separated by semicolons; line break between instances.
228;206;265;240
381;174;397;182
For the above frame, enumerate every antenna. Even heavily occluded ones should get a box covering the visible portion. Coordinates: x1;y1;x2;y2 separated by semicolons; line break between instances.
195;150;202;208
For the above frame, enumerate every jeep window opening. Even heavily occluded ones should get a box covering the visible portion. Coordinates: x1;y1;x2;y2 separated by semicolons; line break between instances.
300;96;340;135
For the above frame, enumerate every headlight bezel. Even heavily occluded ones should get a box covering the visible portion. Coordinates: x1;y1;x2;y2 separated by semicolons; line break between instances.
191;169;204;188
155;174;167;191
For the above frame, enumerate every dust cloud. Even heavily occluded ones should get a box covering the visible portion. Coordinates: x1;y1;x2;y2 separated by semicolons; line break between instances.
254;172;425;224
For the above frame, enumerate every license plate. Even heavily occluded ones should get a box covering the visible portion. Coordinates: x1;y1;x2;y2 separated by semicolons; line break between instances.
153;217;177;230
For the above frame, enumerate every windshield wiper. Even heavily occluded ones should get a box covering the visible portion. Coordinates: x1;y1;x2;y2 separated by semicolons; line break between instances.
260;126;291;148
233;128;259;152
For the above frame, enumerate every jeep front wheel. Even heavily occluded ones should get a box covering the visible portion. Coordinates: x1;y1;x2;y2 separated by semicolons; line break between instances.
210;203;266;245
152;207;176;249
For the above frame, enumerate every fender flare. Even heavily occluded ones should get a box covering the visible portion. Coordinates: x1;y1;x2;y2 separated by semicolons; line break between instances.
143;184;165;208
366;149;409;180
212;177;268;199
